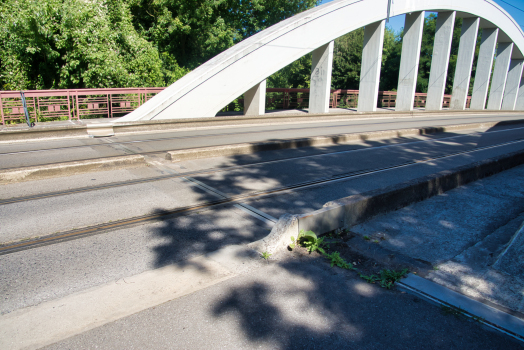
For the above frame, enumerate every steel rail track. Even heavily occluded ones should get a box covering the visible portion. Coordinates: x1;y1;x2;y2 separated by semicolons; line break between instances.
0;130;512;205
2;137;524;256
0;114;519;156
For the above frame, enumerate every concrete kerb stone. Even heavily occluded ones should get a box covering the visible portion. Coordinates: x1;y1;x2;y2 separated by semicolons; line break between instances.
256;149;524;255
0;155;147;184
248;214;299;254
0;125;87;142
298;149;524;235
165;120;524;162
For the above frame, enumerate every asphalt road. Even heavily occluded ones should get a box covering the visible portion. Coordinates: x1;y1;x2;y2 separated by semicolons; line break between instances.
1;115;524;348
1;121;524;315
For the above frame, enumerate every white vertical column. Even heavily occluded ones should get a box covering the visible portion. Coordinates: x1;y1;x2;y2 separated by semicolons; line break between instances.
426;11;456;110
357;20;385;112
243;80;266;116
396;11;425;111
450;17;480;110
487;42;513;110
470;28;499;110
309;41;334;114
501;59;524;110
515;79;524;110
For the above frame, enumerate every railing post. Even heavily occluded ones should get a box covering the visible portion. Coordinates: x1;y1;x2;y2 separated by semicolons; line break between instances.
470;28;499;109
0;92;4;125
487;42;513;110
426;11;456;110
67;91;72;120
243;80;267;116
501;59;524;110
450;17;480;110
357;20;385;112
309;41;334;114
396;11;425;111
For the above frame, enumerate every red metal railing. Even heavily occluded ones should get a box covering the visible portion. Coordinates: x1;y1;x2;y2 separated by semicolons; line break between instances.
1;87;471;125
331;90;471;109
0;88;164;125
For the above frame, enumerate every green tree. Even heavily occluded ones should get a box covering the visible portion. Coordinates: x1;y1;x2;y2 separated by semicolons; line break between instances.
267;55;312;89
128;0;319;71
0;0;165;90
331;26;400;91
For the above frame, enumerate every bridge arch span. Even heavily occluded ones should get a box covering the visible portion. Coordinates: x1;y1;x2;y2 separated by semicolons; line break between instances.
118;0;524;122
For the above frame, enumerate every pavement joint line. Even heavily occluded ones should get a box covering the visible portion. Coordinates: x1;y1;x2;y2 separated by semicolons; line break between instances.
3;140;524;254
397;274;524;343
148;162;278;227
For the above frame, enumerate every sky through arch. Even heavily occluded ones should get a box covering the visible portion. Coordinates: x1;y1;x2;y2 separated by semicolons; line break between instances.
318;0;524;34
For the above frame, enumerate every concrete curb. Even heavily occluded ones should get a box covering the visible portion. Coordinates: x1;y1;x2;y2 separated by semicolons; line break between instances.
1;110;523;143
165;120;524;162
0;155;147;184
398;274;524;342
253;149;524;254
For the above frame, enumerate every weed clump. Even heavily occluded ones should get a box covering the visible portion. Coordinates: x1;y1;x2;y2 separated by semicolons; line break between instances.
289;229;409;289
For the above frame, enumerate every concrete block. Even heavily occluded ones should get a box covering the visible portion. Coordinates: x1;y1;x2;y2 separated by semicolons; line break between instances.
396;11;425;111
309;41;334;114
357;20;385;112
470;28;499;110
244;80;267;116
501;59;524;110
249;213;299;254
451;17;480;110
426;11;456;111
487;42;513;110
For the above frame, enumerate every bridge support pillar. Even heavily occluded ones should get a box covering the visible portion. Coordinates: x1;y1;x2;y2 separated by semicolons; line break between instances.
426;11;456;111
487;42;513;110
357;20;385;112
502;60;524;110
244;80;266;116
450;17;480;110
515;79;524;110
309;41;334;114
470;28;499;110
396;11;425;111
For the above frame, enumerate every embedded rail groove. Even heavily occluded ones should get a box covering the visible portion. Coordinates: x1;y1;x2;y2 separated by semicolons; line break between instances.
2;137;524;256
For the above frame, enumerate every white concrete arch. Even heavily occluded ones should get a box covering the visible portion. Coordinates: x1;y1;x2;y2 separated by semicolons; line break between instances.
118;0;524;122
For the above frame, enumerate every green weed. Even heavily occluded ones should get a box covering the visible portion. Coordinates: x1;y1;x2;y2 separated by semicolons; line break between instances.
261;251;272;264
359;268;408;289
325;251;354;270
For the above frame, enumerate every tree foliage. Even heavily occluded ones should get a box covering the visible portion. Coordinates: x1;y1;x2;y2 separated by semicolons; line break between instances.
1;4;482;96
0;0;166;90
0;0;319;90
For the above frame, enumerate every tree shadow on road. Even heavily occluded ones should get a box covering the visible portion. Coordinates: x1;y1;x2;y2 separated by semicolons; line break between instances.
207;256;522;349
